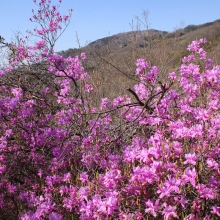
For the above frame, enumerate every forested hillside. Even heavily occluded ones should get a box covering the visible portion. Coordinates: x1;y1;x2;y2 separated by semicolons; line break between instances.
60;19;220;104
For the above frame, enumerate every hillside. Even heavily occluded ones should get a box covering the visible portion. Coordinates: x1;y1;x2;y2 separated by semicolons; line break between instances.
59;19;220;104
61;19;220;56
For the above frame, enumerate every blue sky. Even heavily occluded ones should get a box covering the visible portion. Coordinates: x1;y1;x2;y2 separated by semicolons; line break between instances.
1;0;220;52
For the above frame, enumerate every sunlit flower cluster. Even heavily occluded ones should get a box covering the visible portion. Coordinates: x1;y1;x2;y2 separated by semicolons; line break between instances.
0;0;220;219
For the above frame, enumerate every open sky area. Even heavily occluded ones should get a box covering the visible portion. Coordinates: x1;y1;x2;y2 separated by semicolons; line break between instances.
1;0;220;52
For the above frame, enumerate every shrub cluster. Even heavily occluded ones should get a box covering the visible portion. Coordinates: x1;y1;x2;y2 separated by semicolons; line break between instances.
0;1;220;219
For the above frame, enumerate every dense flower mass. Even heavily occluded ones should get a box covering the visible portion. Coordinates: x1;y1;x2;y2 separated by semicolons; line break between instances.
0;0;220;219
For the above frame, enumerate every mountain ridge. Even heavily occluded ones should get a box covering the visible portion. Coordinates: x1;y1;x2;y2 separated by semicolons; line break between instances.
60;18;220;55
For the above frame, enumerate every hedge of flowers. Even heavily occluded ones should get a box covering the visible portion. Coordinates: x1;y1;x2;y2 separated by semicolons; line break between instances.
0;0;220;219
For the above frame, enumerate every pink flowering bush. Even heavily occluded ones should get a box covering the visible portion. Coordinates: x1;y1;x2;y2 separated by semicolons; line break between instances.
0;0;220;219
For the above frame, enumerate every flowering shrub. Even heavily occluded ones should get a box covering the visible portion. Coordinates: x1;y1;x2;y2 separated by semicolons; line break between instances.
0;0;220;219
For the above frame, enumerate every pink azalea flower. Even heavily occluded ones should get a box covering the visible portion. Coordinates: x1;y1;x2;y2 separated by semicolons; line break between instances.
183;167;196;187
80;52;87;60
184;153;196;165
49;212;63;220
145;199;160;217
169;72;176;80
0;70;5;76
187;40;200;52
63;173;71;183
84;84;93;93
196;184;216;199
207;159;219;170
80;172;89;183
211;205;220;217
162;205;178;220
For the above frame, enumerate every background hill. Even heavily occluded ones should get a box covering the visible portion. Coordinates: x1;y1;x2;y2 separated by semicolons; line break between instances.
59;19;220;105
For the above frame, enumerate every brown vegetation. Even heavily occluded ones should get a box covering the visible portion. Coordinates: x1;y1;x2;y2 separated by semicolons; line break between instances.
59;19;220;105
